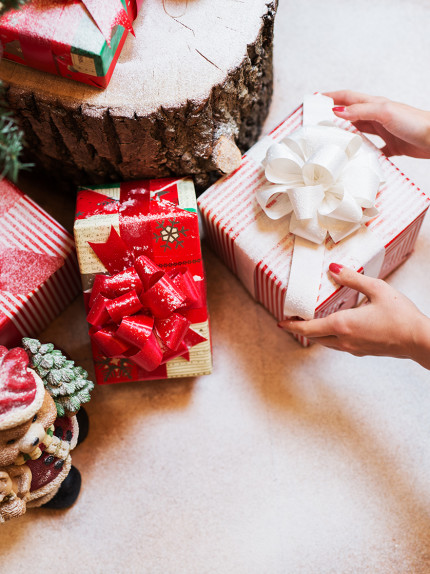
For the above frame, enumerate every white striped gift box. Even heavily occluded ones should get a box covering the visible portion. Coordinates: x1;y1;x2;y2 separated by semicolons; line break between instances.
0;179;80;347
198;103;430;346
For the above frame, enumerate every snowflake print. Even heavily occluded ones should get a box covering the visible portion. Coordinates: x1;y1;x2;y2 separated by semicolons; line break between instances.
154;219;188;251
97;199;117;207
95;357;133;382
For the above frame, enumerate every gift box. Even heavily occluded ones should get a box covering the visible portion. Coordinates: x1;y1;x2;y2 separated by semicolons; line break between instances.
0;0;143;88
198;94;430;346
74;177;212;384
0;179;81;347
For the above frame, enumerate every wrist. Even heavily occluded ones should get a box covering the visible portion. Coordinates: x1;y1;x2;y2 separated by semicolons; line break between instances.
408;312;430;369
423;112;430;151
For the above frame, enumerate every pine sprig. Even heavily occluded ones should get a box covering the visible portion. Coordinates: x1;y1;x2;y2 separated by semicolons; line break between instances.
0;1;29;16
0;85;32;182
0;0;32;181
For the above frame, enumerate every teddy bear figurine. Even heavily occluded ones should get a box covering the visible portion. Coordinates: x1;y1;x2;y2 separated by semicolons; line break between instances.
0;339;94;522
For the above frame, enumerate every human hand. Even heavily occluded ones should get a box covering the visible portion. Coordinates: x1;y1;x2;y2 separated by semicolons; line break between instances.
278;263;430;368
325;90;430;159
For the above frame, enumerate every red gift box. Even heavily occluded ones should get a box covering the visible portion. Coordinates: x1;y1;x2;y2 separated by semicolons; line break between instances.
0;179;81;347
0;0;143;88
74;177;212;384
198;97;430;346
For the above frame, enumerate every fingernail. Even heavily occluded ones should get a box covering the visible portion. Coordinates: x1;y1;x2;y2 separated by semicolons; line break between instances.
277;323;284;329
332;106;346;112
329;263;343;274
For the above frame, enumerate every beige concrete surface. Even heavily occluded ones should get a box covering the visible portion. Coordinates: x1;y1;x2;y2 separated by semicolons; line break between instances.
2;1;430;572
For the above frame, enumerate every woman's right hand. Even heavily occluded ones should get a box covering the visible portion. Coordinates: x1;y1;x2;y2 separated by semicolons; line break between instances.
325;90;430;158
278;264;430;368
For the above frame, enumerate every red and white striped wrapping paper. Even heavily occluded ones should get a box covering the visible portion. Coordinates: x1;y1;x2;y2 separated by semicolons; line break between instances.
0;179;81;347
198;103;430;346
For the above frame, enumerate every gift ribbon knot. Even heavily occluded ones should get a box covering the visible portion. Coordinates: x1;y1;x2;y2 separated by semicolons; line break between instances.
87;227;206;372
257;124;382;245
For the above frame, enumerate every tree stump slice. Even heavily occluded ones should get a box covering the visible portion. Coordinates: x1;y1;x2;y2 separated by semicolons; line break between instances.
0;0;278;189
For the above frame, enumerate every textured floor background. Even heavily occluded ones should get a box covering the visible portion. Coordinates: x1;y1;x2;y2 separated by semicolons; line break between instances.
2;1;430;572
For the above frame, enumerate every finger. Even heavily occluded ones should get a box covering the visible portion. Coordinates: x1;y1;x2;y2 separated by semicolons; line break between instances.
346;120;396;154
351;122;397;155
324;90;381;106
380;144;393;156
332;102;392;125
278;316;338;338
328;263;382;300
307;336;342;350
350;120;381;135
309;338;366;357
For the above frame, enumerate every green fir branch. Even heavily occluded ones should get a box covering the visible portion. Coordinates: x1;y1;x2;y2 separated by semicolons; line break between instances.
0;0;29;16
0;84;32;183
0;0;32;181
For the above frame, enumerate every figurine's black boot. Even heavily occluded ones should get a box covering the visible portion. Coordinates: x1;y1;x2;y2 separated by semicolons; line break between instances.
76;406;89;445
42;466;81;509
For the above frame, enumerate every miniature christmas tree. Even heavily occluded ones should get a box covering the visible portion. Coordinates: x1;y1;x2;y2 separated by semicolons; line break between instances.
22;338;94;417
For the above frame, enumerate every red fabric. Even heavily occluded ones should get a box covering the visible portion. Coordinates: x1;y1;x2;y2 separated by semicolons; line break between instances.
27;416;76;491
0;348;36;416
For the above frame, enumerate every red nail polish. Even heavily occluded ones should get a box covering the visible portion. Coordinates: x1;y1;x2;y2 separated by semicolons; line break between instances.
329;263;343;274
277;323;284;328
332;106;346;112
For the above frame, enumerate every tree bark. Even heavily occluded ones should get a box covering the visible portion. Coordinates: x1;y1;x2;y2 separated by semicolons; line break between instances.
1;0;278;190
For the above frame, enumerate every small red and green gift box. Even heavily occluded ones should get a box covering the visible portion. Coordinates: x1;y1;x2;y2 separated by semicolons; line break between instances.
0;0;143;88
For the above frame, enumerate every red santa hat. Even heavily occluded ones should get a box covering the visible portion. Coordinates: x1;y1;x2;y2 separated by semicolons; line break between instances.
0;346;45;431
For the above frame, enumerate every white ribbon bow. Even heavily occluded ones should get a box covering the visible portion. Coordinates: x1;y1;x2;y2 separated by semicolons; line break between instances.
256;94;384;321
257;125;382;244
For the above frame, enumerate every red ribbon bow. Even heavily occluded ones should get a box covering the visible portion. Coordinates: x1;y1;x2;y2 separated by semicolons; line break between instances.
87;228;206;372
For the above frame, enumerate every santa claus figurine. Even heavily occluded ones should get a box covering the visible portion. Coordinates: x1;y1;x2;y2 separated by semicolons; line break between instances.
0;340;93;522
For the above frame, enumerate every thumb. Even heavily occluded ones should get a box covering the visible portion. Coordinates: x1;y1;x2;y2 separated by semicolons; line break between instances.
328;263;381;300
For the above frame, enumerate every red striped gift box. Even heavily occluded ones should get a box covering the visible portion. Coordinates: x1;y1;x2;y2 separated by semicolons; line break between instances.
198;103;430;347
0;179;80;347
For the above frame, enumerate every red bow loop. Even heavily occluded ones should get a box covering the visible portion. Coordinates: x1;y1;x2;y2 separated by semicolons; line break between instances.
91;325;131;357
116;315;153;348
155;313;191;351
129;334;164;372
134;255;164;291
90;267;143;306
169;268;201;309
87;294;111;328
